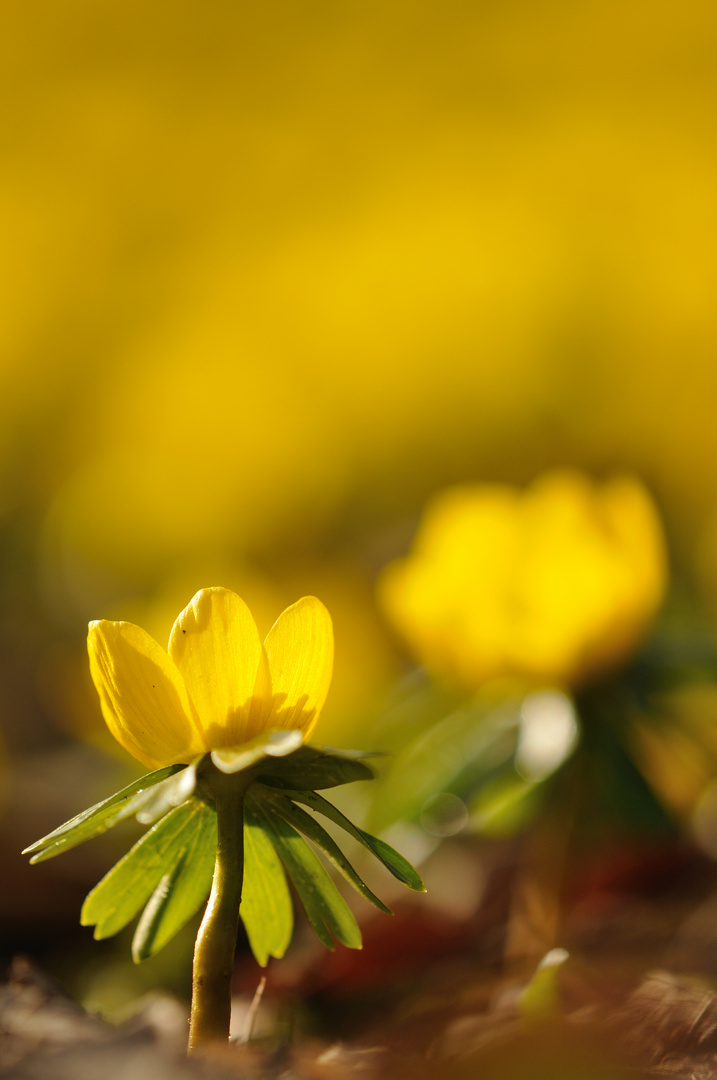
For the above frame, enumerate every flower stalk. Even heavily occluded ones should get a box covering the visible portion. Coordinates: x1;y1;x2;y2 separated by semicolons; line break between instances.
188;768;248;1052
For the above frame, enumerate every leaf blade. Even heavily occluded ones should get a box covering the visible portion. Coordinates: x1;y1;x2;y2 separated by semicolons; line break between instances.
132;802;217;961
81;799;207;939
240;808;294;966
252;799;362;951
259;789;391;914
24;765;184;863
114;760;199;826
251;745;375;790
282;789;425;892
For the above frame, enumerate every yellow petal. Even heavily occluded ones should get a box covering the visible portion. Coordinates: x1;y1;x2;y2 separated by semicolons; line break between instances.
88;621;204;769
260;596;334;739
168;587;264;748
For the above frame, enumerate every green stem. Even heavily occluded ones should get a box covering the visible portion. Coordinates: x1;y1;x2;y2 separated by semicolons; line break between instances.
188;769;247;1052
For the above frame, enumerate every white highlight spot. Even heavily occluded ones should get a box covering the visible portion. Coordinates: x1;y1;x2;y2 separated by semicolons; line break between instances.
515;690;579;782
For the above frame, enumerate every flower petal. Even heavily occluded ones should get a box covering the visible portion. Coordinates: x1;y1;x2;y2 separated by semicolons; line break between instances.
88;621;204;769
260;596;333;739
168;587;264;748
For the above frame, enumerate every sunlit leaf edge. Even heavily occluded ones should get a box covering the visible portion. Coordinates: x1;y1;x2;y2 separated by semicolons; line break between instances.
24;765;185;863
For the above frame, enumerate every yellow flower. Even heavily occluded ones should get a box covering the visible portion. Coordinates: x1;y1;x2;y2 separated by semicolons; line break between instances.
87;588;334;770
379;470;667;690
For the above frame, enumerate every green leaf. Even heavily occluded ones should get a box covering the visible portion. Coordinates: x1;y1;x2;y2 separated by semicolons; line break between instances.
252;745;375;790
252;799;362;951
132;803;217;961
282;789;425;892
81;799;210;940
131;858;187;963
240;811;294;966
211;729;303;774
24;766;184;863
359;833;426;892
259;788;391;914
113;760;200;826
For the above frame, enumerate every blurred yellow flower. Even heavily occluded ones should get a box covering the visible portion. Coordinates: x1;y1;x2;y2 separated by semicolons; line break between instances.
87;588;333;770
379;471;666;690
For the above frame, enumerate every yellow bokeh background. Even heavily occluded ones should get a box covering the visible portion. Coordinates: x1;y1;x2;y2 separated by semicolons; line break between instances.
0;0;716;749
